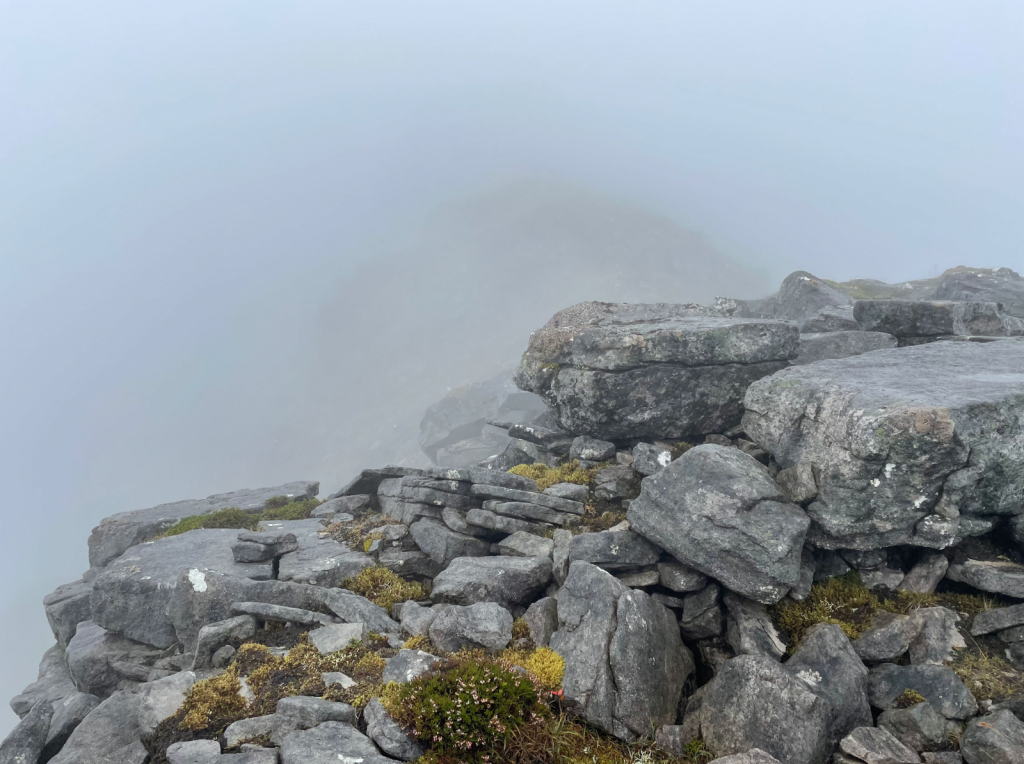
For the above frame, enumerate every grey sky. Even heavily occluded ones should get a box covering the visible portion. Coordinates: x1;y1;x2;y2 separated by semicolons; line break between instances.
1;0;1021;735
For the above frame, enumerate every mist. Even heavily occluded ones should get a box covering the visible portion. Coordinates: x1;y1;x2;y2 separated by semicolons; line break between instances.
1;0;1022;735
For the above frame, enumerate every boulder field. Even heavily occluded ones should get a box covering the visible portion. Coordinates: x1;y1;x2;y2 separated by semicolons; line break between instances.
6;266;1024;764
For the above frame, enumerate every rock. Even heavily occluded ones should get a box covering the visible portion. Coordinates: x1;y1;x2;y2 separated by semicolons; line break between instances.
428;602;514;652
628;445;810;603
552;528;572;586
224;714;277;748
10;644;75;718
523;597;559;647
743;341;1024;550
440;506;490;537
279;721;399;764
465;507;551;535
868;664;978;720
972;604;1024;636
793;331;898;365
900;554;950;594
655;724;690;756
723;593;785;660
569;531;660;571
0;700;53;764
616;568;659;587
364;698;425;761
948;560;1024;599
861;568;907;590
166;739;222;763
959;709;1024;764
399;601;438;637
42;691;100;759
136;670;196;736
308;623;365;655
260;518;372;587
680;583;723;640
839;726;921;764
550;561;693;740
321;672;356;690
908;608;965;665
88;481;318;569
497;531;554;558
65;621;162;697
48;690;141;764
409;517;492;566
232;531;298;562
770;271;854;328
921;755;962;764
933;268;1024;319
272;696;356;744
382;649;440;684
776;463;819;504
790;549;817;601
878;701;950;753
230;601;336;627
44;580;94;649
192;615;257;669
633;443;674;476
570;436;617;462
545;482;590;502
658;561;707;593
514;302;799;440
470;483;585;514
707;752;784;764
333;467;422;498
593;465;640;501
313;494;374;519
853;613;916;663
854;300;1024;342
322;590;399;634
430;556;552;609
378;549;443;579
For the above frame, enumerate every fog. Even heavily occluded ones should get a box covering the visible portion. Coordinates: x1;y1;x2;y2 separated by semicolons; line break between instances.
1;0;1022;734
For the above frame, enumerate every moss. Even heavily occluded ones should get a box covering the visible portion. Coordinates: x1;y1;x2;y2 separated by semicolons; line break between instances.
509;460;605;492
178;668;249;733
771;572;881;650
566;509;628;535
880;589;998;617
894;689;927;709
403;634;435;652
511;618;532;642
155;497;321;539
683;738;715;764
950;648;1024;703
258;496;321;521
338;566;427;610
327;513;403;550
519;648;565;691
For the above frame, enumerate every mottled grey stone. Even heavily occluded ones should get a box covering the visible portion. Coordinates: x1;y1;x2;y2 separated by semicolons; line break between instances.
959;709;1024;764
658;561;707;593
230;601;335;627
0;700;53;764
323;589;399;634
878;701;949;753
192;615;257;669
65;621;162;697
908;607;965;665
364;698;425;761
632;443;674;476
948;560;1024;599
167;739;221;764
430;555;552;609
470;483;585;514
794;331;897;365
42;691;100;760
260;518;373;587
48;690;142;764
497;531;554;558
679;583;723;640
10;644;75;718
839;726;921;764
569;530;660;571
44;580;94;649
136;670;196;736
869;664;978;720
428;602;513;652
544;482;590;502
899;554;950;594
308;623;365;655
279;721;399;764
523;597;559;647
972;604;1024;636
723;592;786;660
398;600;438;637
854;300;1023;341
570;436;616;462
224;714;276;748
382;649;440;684
272;696;356;744
853;612;915;663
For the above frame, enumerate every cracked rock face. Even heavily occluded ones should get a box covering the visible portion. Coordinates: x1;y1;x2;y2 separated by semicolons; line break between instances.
514;301;798;440
743;340;1024;550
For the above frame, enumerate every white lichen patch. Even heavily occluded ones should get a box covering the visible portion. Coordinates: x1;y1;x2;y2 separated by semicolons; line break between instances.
188;568;208;593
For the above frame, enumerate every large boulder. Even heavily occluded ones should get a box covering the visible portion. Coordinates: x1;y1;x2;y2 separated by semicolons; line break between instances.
853;300;1024;342
959;709;1024;764
514;301;798;440
628;445;810;603
65;621;162;697
428;602;514;652
773;271;856;330
258;518;373;586
430;556;552;610
10;644;76;717
44;580;94;649
48;690;142;764
743;341;1024;550
934;267;1024;319
87;481;319;569
550;561;693;740
793;331;897;365
279;721;399;764
0;700;53;764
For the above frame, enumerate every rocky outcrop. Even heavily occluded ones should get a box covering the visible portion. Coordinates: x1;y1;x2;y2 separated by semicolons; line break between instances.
854;300;1024;343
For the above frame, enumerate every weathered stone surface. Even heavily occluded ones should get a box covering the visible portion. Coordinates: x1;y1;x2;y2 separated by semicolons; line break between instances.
382;649;440;684
948;560;1024;599
551;561;693;740
365;698;425;761
10;644;75;717
959;709;1024;764
398;601;438;637
430;556;552;609
971;604;1024;636
569;531;660;571
465;507;551;535
878;701;949;753
523;597;559;647
308;623;365;655
279;721;399;764
743;341;1024;550
88;481;318;569
167;739;221;763
65;621;162;697
771;271;855;328
658;561;707;593
900;554;950;594
854;300;1024;341
921;754;962;764
628;445;809;603
570;436;616;462
137;670;197;736
44;580;94;649
232;530;298;562
515;302;798;440
776;462;819;504
468;466;538;492
440;506;490;537
861;567;907;590
868;664;978;720
723;593;785;660
545;482;590;502
470;483;585;514
224;715;277;748
633;443;673;476
497;531;554;558
0;699;53;764
333;467;421;498
481;499;574;526
408;518;491;566
48;690;141;764
706;752;784;764
377;549;442;579
272;696;356;744
260;518;373;587
933;268;1024;318
680;583;723;639
322;590;399;634
839;726;921;764
852;613;915;663
192;615;257;669
793;331;898;365
42;691;100;759
90;529;272;648
428;602;513;652
313;494;374;518
231;601;335;627
908;607;965;665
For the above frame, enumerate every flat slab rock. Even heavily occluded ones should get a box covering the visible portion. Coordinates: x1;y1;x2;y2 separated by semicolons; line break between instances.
514;301;798;440
793;331;897;365
87;481;319;569
743;340;1024;550
854;300;1024;340
258;518;373;587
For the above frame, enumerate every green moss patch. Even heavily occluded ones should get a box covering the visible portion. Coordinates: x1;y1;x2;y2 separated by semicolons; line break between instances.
509;460;606;492
338;566;427;610
154;496;321;539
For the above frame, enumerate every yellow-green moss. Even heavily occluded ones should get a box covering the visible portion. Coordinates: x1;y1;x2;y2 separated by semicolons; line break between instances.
177;668;248;733
327;514;403;550
155;496;321;539
338;566;427;610
951;649;1024;703
402;634;434;652
509;460;604;492
771;572;880;649
893;689;927;709
511;617;532;642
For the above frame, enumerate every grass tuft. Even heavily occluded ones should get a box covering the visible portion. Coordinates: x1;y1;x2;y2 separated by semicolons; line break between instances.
155;496;320;539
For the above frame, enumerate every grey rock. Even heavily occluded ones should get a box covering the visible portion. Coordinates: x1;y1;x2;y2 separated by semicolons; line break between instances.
853;613;915;663
921;755;962;764
260;518;372;587
570;436;617;462
308;623;365;655
569;531;659;571
723;592;786;660
934;268;1024;318
839;726;921;764
10;644;75;718
908;607;965;665
498;531;554;558
430;555;552;609
66;621;162;697
398;601;438;637
323;590;399;634
523;597;559;647
0;700;53;764
465;507;551;535
42;691;100;760
655;724;690;756
48;690;141;764
378;549;443;579
868;664;978;719
878;701;949;753
232;531;298;562
862;567;907;590
658;561;707;593
468;466;539;491
279;721;399;764
707;752;784;764
321;672;356;690
333;467;421;498
136;670;196;736
545;482;590;502
616;568;660;587
632;443;674;476
382;649;440;684
428;602;513;652
552;528;572;587
272;696;356;744
480;499;573;526
515;302;798;440
88;481;318;569
313;494;374;518
44;580;94;649
550;561;693;740
230;601;336;627
409;517;492;566
593;465;640;501
440;506;491;537
192;615;257;669
224;714;277;748
772;271;854;328
972;604;1024;636
212;645;236;667
743;341;1024;550
225;747;278;763
948;560;1024;599
900;554;950;594
776;462;819;504
680;583;723;640
791;549;818;601
854;300;1023;341
959;709;1024;764
628;445;809;603
794;331;898;365
106;740;150;764
470;483;585;514
1000;626;1024;643
815;551;852;581
167;739;222;763
364;698;425;761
